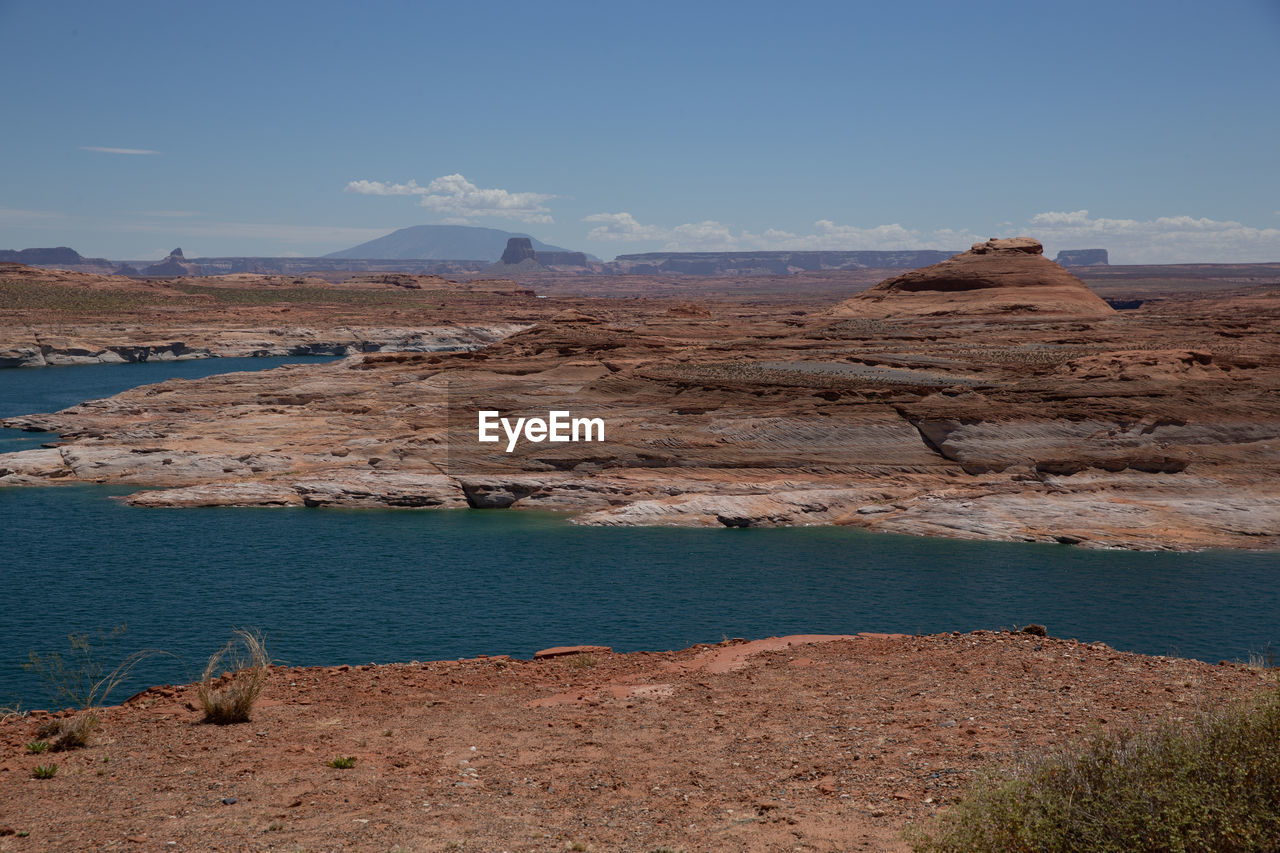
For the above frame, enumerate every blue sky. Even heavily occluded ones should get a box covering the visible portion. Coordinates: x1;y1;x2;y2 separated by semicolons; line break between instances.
2;0;1278;262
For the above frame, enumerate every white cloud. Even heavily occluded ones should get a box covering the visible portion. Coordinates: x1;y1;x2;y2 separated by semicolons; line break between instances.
584;208;1280;263
81;146;160;155
582;212;672;242
751;220;973;251
1024;209;1280;264
345;174;555;224
583;213;979;253
583;213;746;250
345;179;424;196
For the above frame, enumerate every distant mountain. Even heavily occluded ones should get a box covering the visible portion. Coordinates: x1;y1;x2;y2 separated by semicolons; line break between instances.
0;246;114;272
0;246;105;266
325;225;592;261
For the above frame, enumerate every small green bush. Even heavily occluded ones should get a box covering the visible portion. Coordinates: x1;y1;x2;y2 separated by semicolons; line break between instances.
328;756;356;769
912;686;1280;853
25;741;49;754
32;764;57;779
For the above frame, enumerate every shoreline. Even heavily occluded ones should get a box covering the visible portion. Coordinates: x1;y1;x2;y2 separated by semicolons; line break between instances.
0;326;523;369
2;456;1278;554
4;266;1278;553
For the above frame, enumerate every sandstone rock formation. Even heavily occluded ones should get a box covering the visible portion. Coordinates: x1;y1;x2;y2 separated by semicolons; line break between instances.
499;237;537;265
829;238;1115;319
533;251;591;267
483;237;548;274
0;266;549;366
1055;248;1109;266
2;263;1278;551
142;248;202;277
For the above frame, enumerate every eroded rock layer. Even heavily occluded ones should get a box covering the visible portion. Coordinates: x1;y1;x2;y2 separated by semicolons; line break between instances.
2;263;1278;551
830;238;1115;319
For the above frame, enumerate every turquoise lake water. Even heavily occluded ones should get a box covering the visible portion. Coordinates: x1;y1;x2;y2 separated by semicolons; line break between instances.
1;357;1277;708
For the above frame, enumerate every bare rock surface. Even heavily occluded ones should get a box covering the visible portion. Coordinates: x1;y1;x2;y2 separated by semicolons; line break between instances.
0;264;553;367
0;633;1271;851
2;264;1279;550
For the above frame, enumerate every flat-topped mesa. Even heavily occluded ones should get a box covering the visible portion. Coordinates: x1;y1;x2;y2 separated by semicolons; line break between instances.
499;237;537;265
1055;248;1109;266
828;237;1115;319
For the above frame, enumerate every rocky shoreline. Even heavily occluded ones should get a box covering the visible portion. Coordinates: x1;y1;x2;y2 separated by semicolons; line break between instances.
0;324;526;368
2;251;1278;551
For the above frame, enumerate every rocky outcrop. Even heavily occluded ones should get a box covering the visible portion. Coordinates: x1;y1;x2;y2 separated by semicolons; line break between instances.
534;251;591;267
829;238;1115;319
2;263;1277;551
549;308;603;325
499;237;537;265
142;248;202;277
1055;248;1109;266
0;325;526;368
0;341;215;368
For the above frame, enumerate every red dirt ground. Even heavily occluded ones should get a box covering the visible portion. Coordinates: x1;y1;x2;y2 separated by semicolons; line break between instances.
1;632;1272;852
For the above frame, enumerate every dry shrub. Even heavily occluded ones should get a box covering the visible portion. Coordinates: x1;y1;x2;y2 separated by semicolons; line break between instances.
911;685;1280;853
566;653;598;670
35;712;100;751
198;629;270;725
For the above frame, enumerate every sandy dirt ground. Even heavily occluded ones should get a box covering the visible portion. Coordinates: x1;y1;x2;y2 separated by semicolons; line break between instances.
1;632;1273;852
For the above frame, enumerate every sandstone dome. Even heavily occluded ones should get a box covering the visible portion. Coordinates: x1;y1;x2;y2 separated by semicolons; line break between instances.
828;237;1115;319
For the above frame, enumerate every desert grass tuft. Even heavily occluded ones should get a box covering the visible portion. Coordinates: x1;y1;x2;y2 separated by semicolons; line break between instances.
910;685;1280;853
23;625;172;710
1246;643;1277;673
31;763;57;779
327;755;356;769
198;628;270;725
35;712;99;751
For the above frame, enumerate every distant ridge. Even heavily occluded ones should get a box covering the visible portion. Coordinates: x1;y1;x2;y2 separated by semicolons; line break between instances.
0;246;109;266
607;249;956;275
1055;248;1110;266
325;225;593;262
